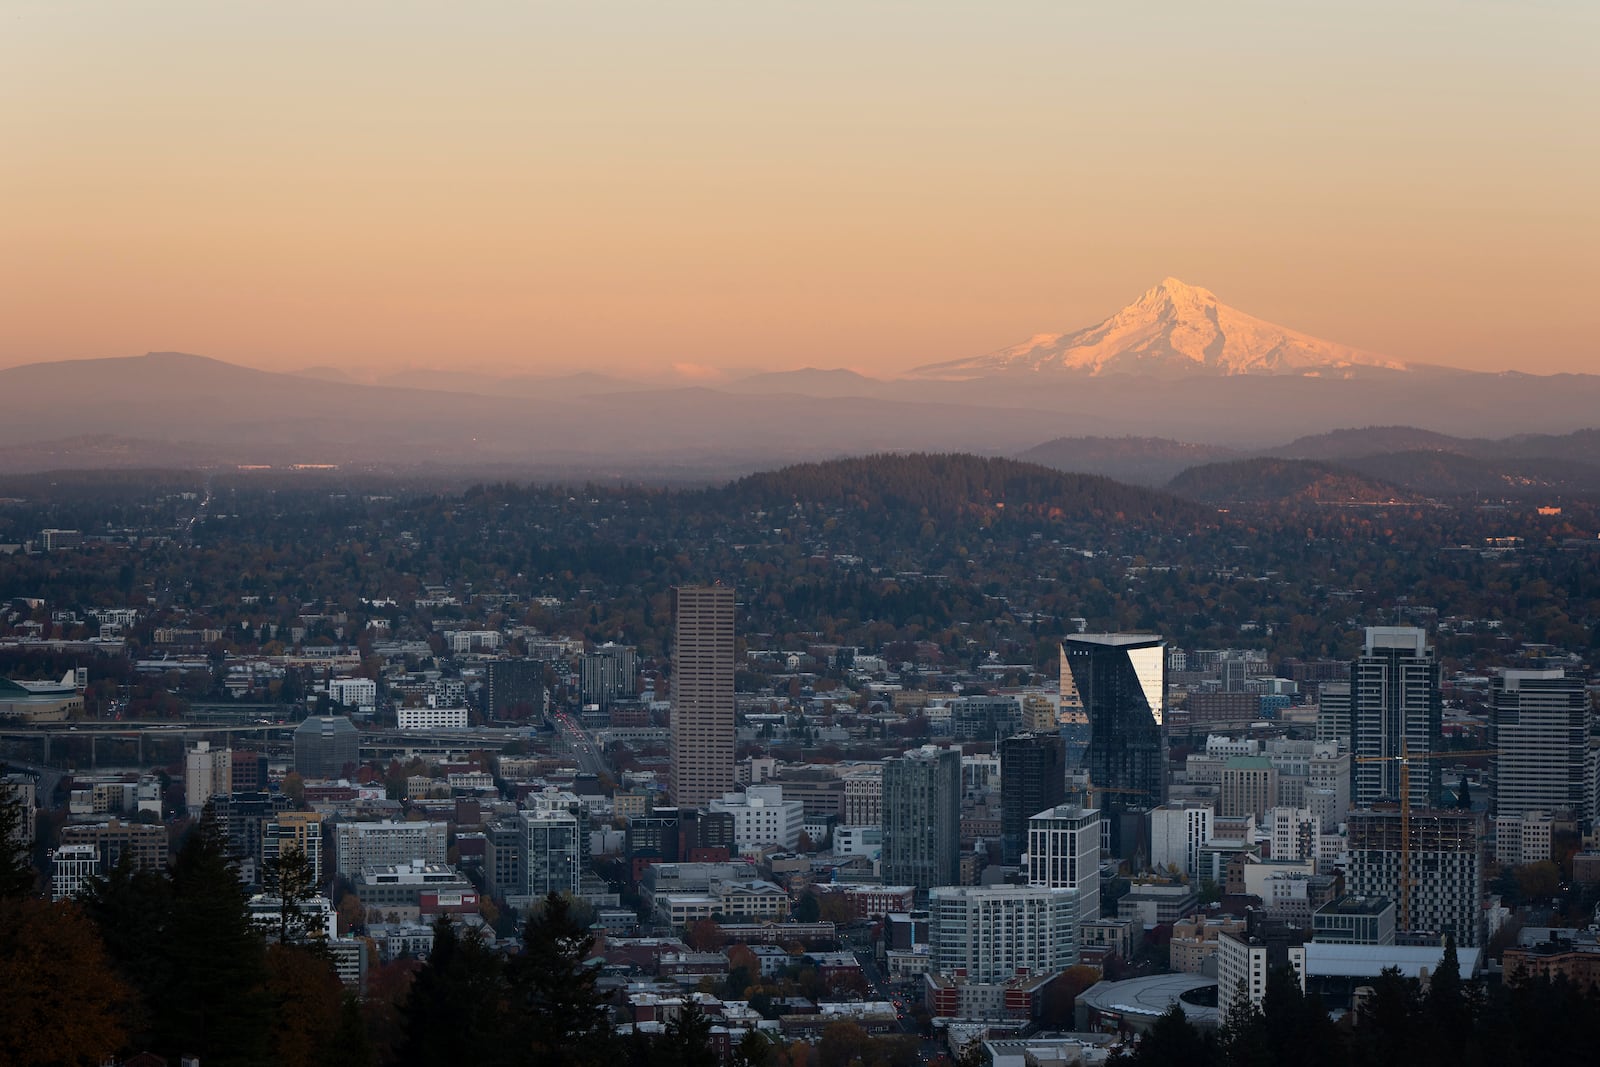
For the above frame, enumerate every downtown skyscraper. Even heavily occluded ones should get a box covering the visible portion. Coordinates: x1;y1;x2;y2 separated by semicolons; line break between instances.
882;744;962;891
1000;731;1066;866
1490;668;1589;819
1352;627;1442;809
1062;633;1166;857
670;585;736;808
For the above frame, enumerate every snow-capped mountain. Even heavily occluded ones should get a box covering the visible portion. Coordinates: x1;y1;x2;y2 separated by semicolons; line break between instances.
911;278;1409;379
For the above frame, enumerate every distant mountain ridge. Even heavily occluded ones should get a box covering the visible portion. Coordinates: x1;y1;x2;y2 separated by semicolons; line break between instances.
1019;426;1600;498
4;347;1600;483
912;278;1408;380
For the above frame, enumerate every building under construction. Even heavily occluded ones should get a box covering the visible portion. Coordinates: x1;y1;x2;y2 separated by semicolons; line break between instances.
1346;805;1484;947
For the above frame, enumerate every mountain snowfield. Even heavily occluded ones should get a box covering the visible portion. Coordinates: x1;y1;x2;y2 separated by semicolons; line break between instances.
912;278;1409;379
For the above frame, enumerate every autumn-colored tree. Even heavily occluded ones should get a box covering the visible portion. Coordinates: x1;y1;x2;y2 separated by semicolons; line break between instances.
686;917;727;951
818;1021;873;1067
0;898;130;1066
336;892;365;935
815;891;857;926
264;943;343;1067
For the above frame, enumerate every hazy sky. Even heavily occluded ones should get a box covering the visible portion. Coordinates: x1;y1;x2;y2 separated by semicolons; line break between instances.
3;1;1596;379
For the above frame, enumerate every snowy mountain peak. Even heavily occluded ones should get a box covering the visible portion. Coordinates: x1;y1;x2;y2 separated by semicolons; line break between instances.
911;279;1408;380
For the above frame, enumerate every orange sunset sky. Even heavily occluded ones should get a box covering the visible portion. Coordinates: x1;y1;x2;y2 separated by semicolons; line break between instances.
2;1;1596;380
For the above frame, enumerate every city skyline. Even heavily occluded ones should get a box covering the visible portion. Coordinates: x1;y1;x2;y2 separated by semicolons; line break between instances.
3;2;1596;379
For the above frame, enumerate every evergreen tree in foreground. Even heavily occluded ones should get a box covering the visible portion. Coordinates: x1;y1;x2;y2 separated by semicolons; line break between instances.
397;917;510;1067
163;814;273;1067
509;891;614;1067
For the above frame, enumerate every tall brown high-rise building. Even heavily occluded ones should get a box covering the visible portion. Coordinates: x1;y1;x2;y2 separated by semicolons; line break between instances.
670;585;736;807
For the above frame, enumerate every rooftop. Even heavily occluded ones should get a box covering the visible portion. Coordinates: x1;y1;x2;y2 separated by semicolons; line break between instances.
1078;973;1220;1027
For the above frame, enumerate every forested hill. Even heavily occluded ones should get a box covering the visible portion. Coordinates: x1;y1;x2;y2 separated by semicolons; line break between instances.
722;452;1198;525
1167;457;1418;505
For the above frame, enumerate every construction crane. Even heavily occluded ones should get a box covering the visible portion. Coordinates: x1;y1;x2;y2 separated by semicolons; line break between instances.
1353;745;1496;933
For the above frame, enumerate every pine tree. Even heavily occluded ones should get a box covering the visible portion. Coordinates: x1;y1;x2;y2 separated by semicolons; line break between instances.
508;891;613;1067
731;1028;776;1067
656;1000;718;1067
79;852;175;1049
163;814;273;1067
1424;935;1473;1065
263;843;321;944
397;916;510;1067
324;992;377;1067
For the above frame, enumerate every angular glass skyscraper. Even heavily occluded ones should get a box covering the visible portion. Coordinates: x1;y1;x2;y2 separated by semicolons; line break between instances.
1061;634;1166;857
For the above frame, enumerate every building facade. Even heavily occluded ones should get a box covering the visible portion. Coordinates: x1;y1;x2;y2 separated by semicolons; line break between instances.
294;715;360;779
709;785;805;852
580;644;638;709
1000;732;1066;866
334;819;449;877
1026;803;1101;925
59;819;166;873
264;810;325;882
1346;807;1484;946
1062;634;1166;857
882;745;962;891
185;741;233;814
485;658;546;719
929;885;1082;982
1149;803;1213;879
670;585;737;807
1353;628;1442;809
1491;669;1588;819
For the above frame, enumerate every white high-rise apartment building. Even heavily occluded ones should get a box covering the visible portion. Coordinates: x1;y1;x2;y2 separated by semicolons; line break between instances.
671;585;736;807
929;884;1082;981
1150;803;1214;878
710;784;805;851
185;741;232;814
1315;681;1352;747
1027;803;1101;924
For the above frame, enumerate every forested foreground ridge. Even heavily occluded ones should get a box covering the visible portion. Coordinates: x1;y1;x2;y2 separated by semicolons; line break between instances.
0;794;754;1067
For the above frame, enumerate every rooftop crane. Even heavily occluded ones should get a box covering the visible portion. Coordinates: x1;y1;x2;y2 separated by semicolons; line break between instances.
1353;744;1496;933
